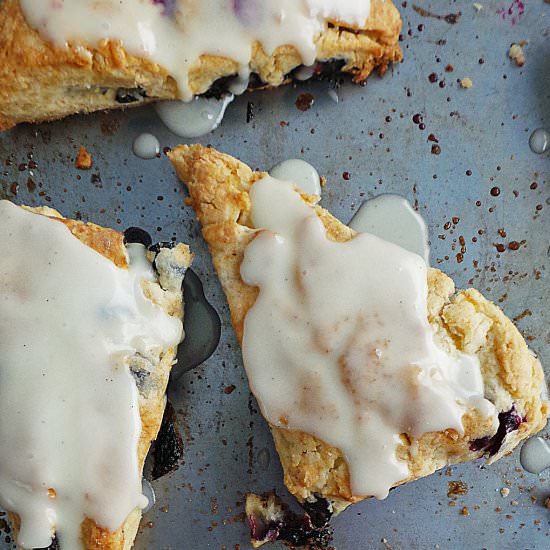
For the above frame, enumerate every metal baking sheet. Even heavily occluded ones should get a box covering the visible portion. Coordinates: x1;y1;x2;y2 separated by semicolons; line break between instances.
0;1;548;548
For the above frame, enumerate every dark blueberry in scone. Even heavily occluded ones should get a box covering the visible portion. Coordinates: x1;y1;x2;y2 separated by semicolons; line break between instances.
470;406;523;456
150;401;184;480
246;492;334;550
124;227;153;247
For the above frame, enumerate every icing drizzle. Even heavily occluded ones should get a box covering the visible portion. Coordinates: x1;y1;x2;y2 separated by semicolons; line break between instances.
0;202;182;549
240;178;495;498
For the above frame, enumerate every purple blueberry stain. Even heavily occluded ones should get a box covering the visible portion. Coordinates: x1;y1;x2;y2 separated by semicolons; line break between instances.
497;0;525;25
248;493;333;549
232;0;263;26
470;405;523;456
152;0;177;17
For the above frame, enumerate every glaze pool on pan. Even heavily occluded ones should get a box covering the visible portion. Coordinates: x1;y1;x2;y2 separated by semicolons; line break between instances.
0;1;548;548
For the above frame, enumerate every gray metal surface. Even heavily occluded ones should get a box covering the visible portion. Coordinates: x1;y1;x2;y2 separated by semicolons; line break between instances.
0;1;549;548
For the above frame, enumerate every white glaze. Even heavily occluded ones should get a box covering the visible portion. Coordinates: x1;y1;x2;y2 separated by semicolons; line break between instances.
520;437;550;475
21;0;371;101
0;202;182;549
327;88;339;103
240;177;495;499
294;65;316;81
269;159;321;196
155;95;235;138
529;128;550;154
133;133;160;159
141;478;156;514
349;194;430;263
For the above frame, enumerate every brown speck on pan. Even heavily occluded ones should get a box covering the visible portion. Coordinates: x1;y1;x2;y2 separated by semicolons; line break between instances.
75;146;93;170
295;92;315;112
224;385;236;394
461;506;469;516
100;118;121;136
513;309;532;323
448;481;469;497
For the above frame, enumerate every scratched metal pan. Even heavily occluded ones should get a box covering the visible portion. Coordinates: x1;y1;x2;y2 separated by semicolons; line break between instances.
0;1;548;549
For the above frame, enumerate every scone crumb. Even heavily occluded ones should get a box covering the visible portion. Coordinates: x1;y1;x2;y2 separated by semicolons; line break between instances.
461;506;469;516
544;497;550;510
510;500;519;506
448;481;469;497
508;43;526;67
75;146;93;170
460;77;473;89
500;487;510;497
473;3;483;11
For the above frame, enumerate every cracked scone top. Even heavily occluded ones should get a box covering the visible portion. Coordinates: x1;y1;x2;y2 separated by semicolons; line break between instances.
22;0;372;100
0;201;184;549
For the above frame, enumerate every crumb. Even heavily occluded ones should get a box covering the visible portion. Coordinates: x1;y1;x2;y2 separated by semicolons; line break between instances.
460;77;473;89
320;176;327;188
75;146;93;170
500;487;510;497
448;481;469;497
461;507;469;516
510;500;519;506
448;501;456;507
473;3;483;11
508;43;525;67
545;498;550;510
224;385;236;394
184;197;193;206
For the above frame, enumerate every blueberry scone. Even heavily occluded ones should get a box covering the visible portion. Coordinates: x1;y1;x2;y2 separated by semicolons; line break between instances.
0;201;192;549
169;145;548;547
0;0;402;130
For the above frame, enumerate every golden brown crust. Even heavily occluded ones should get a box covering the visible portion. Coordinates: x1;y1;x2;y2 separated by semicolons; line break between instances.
169;144;548;511
0;0;401;130
7;204;192;549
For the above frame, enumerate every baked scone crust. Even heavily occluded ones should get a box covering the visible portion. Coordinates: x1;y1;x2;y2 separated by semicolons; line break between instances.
5;205;193;549
0;0;402;130
169;144;548;512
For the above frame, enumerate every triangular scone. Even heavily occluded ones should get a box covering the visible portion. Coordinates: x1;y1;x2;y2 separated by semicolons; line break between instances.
0;0;401;130
2;204;192;549
170;144;547;514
